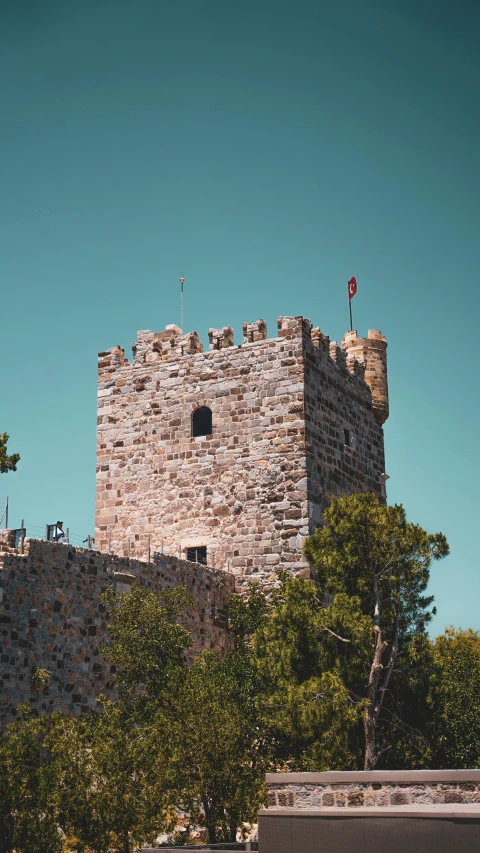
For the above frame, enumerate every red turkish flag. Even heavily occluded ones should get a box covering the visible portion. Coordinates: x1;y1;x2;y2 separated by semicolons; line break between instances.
348;276;357;300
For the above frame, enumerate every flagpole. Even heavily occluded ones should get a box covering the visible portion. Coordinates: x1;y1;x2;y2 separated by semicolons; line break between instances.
179;275;185;332
349;297;353;332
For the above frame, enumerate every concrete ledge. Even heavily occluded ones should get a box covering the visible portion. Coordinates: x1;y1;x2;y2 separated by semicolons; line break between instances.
259;804;480;819
266;769;480;784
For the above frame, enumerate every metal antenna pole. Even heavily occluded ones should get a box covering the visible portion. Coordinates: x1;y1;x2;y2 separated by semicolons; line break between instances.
179;276;185;332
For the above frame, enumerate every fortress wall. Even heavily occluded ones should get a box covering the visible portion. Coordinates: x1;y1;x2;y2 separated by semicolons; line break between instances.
95;318;312;592
0;536;234;726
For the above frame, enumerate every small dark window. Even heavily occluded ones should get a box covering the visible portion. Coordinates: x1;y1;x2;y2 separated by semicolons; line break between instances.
186;546;207;565
192;406;212;437
344;428;351;447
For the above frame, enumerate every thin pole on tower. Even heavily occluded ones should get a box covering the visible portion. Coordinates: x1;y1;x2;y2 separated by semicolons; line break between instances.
179;275;185;332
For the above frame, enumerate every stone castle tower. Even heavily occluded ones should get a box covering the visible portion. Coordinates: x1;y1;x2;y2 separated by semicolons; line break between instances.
95;316;388;591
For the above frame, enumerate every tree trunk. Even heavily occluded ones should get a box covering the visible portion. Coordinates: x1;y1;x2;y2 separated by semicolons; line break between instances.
229;821;238;843
364;559;386;770
207;823;217;844
364;707;378;770
204;805;217;845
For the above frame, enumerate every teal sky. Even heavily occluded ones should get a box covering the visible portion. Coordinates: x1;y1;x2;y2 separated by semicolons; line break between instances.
1;0;478;634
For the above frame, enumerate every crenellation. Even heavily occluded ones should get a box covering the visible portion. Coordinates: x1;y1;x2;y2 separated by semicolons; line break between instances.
346;355;366;380
208;326;234;350
277;315;312;339
131;327;204;365
98;345;125;374
243;318;267;343
311;327;330;354
329;341;348;369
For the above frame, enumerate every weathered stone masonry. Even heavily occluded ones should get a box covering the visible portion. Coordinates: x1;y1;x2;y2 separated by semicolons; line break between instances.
0;531;234;725
265;771;480;809
95;317;388;592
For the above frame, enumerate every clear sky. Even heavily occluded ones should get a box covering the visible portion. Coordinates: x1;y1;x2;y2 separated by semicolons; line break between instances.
1;0;478;634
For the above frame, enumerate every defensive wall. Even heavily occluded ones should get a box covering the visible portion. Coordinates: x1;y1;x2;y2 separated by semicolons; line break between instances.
95;316;388;593
0;530;234;726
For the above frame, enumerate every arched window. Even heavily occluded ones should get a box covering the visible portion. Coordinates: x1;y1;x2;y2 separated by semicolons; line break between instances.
192;406;212;437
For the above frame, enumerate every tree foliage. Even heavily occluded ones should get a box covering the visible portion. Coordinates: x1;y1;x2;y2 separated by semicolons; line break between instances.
0;432;19;474
0;709;63;853
100;583;191;702
303;493;449;768
47;702;171;853
155;651;267;843
1;494;470;848
428;628;480;768
246;573;362;770
101;583;268;844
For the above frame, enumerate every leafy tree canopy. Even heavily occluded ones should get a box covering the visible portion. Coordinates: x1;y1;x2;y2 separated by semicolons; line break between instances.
155;651;267;844
100;583;191;703
428;628;480;769
0;432;19;474
0;708;63;853
248;572;362;770
102;584;268;844
47;702;172;853
303;493;449;769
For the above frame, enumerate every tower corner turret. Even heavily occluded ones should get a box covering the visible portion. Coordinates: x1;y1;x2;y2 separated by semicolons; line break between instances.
341;329;389;425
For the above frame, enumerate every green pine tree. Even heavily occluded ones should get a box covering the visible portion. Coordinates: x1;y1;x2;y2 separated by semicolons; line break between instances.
304;492;449;769
0;432;19;474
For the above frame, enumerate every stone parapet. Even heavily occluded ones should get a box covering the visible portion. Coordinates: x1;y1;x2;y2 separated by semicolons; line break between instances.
265;770;480;809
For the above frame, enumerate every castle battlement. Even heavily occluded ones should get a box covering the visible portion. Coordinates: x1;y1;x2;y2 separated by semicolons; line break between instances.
98;316;385;401
95;313;388;589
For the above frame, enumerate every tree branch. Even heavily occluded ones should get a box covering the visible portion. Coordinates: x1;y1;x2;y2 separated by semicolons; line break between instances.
376;610;400;725
320;626;351;643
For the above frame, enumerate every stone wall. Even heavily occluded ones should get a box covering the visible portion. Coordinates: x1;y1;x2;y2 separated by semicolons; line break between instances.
0;533;234;726
265;770;480;809
305;328;386;529
95;316;388;592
